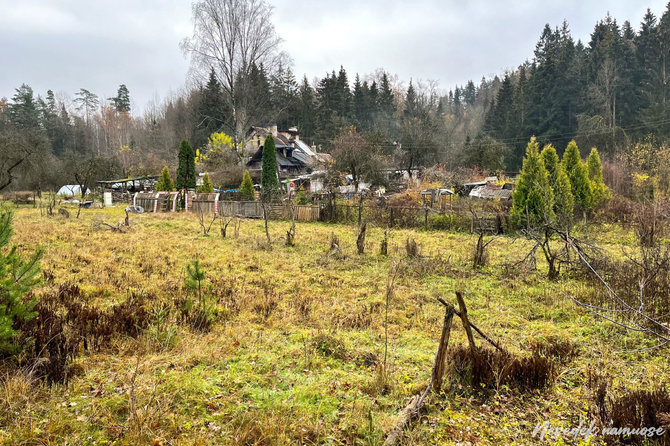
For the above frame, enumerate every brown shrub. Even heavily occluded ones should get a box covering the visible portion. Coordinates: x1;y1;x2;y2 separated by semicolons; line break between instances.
634;200;668;248
387;191;422;228
597;195;637;225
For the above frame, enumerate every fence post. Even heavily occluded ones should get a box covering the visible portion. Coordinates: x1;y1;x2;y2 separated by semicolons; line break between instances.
424;207;428;230
171;192;178;212
390;207;394;227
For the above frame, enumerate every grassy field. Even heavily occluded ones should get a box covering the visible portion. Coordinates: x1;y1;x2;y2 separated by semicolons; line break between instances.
0;206;667;445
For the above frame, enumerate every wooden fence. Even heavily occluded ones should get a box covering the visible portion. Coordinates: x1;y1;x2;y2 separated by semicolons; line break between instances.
218;201;262;218
130;194;320;221
131;192;503;231
191;193;220;215
296;205;320;221
217;201;320;222
320;202;508;233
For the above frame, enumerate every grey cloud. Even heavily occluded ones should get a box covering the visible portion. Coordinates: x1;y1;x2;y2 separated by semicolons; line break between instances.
0;0;667;112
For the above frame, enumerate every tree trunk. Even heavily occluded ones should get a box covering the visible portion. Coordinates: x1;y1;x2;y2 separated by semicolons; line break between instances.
356;222;367;255
358;195;364;227
263;202;271;244
286;203;296;246
380;230;388;256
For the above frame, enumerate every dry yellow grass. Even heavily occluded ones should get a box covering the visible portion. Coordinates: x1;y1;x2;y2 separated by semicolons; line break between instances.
0;206;667;445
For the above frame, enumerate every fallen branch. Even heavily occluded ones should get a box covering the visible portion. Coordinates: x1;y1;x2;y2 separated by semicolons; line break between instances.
100;222;126;233
556;229;670;344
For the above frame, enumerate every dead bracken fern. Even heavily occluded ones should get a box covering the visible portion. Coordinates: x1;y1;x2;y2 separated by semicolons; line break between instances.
449;345;555;392
587;369;670;445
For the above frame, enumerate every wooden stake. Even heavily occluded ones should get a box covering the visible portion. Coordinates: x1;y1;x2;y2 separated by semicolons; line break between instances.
383;301;454;446
437;296;504;352
430;303;454;392
455;291;476;354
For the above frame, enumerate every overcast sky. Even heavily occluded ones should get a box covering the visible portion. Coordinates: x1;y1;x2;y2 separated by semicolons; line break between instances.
0;0;667;114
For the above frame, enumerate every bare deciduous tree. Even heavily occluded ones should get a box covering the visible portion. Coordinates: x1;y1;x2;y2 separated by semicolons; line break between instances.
0;129;43;192
332;128;384;193
181;0;285;141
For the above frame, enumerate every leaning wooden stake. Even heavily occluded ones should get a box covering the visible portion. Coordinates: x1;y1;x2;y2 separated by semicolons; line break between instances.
430;303;455;392
383;301;454;446
455;291;476;354
437;296;504;352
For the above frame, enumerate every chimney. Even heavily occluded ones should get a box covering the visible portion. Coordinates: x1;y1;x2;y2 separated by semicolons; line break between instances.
270;125;278;137
289;126;299;141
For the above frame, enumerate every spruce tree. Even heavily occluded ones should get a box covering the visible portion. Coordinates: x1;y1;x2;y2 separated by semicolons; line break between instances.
562;140;593;211
297;76;316;139
511;137;555;227
586;147;611;205
239;169;255;201
261;135;279;198
378;73;395;119
176;140;196;190
197;172;214;193
353;74;369;129
197;68;228;146
405;81;419;118
485;74;515;147
156;166;174;192
0;211;42;355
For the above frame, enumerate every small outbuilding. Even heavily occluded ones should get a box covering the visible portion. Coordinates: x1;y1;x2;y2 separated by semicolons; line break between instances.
420;188;454;209
468;183;513;200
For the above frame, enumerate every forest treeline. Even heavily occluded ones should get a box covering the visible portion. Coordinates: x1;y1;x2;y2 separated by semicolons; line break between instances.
1;4;670;194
